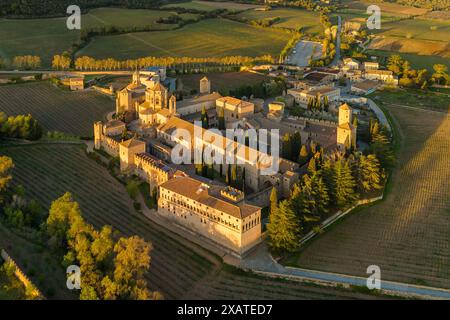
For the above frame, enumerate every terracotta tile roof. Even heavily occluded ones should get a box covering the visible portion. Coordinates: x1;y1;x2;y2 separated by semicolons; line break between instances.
120;138;146;149
160;176;260;218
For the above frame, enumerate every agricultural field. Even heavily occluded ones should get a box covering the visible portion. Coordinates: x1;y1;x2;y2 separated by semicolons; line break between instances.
0;223;75;299
367;18;450;58
0;82;114;137
77;18;291;60
82;8;199;30
377;19;450;43
0;143;388;299
368;37;450;58
162;1;262;12
369;88;450;113
365;49;450;72
340;0;428;18
287;104;450;289
177;71;269;94
0;16;79;67
0;8;199;67
234;8;322;34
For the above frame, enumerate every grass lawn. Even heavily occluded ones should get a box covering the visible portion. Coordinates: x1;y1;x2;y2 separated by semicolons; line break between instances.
235;8;322;34
368;87;450;113
0;81;114;137
285;100;450;289
77;18;291;59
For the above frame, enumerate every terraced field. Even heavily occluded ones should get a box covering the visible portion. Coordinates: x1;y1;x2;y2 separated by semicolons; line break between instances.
1;143;386;299
291;105;450;289
0;82;114;137
76;18;291;60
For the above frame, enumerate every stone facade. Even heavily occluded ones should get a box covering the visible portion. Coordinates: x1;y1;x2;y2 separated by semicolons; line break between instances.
158;176;262;255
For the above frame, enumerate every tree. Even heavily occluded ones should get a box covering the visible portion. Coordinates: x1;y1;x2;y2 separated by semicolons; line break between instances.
333;159;358;207
46;192;85;249
282;133;292;160
387;55;403;75
432;64;449;85
201;105;209;129
298;144;309;164
267;200;301;254
270;187;278;216
113;236;152;300
125;180;140;200
0;156;14;194
356;154;383;192
370;130;395;169
323;95;329;112
218;107;225;130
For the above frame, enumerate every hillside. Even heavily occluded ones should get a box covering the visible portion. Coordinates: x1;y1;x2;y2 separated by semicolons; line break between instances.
0;0;164;17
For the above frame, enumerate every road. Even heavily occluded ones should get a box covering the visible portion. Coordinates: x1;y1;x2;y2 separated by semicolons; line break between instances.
241;243;450;299
330;15;341;67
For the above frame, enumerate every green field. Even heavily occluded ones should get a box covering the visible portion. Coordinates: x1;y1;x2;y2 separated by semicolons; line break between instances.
0;8;199;66
162;0;262;12
366;49;450;72
177;71;269;94
235;8;322;34
0;16;79;67
367;16;450;59
377;18;450;43
77;18;291;59
0;82;114;137
286;102;450;289
0;143;389;299
369;88;450;113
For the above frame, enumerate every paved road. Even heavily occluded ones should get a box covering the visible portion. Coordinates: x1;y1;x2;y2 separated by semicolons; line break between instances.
330;16;341;67
241;243;450;299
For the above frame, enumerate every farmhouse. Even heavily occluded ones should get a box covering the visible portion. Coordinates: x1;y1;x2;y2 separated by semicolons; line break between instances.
60;75;84;91
365;69;398;85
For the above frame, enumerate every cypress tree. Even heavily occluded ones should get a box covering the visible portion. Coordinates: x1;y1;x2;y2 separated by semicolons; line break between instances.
270;187;278;216
356;154;383;192
218;107;225;130
333;159;358;207
282;133;292;160
298;144;309;164
267;200;301;253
